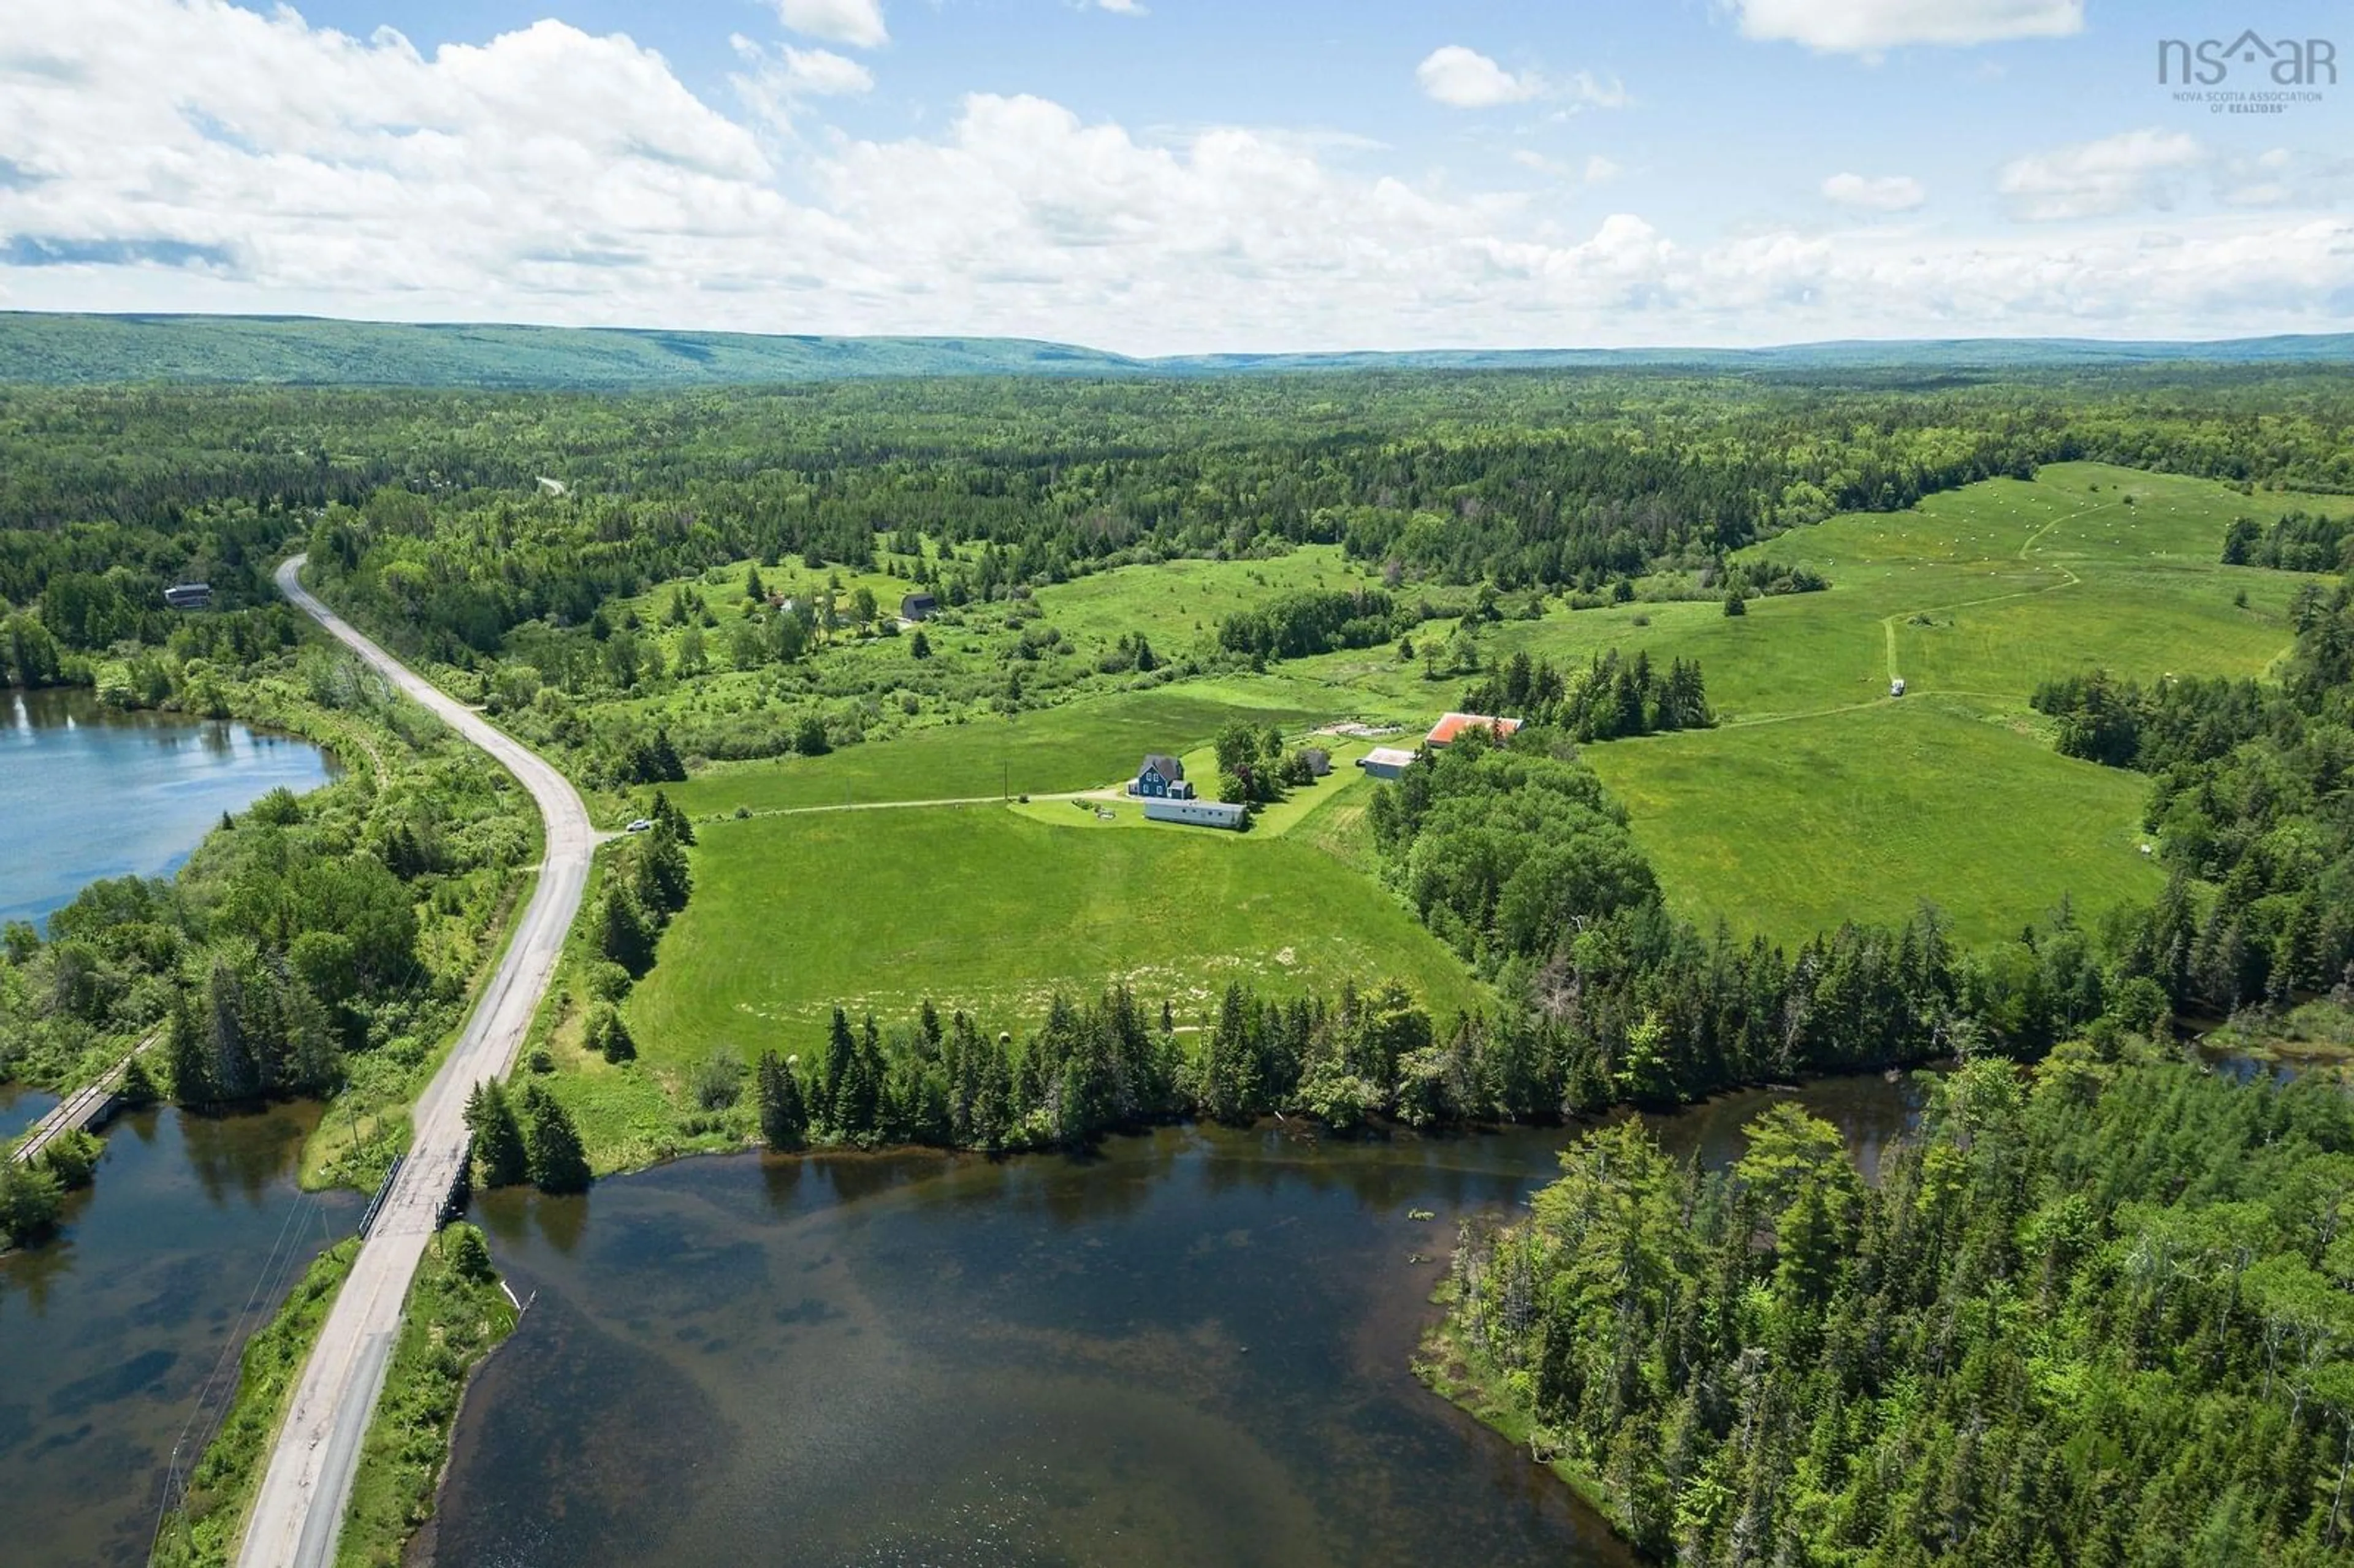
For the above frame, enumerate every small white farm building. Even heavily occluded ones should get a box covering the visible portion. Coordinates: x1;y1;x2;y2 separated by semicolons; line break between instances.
1357;747;1417;782
1144;798;1247;830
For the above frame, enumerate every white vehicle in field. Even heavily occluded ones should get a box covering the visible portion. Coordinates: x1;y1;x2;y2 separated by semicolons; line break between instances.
1890;678;1906;698
625;818;655;833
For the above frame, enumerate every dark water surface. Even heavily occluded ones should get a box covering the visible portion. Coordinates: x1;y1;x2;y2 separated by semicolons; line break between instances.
436;1077;1923;1568
0;686;336;929
1;1082;62;1143
0;1103;359;1568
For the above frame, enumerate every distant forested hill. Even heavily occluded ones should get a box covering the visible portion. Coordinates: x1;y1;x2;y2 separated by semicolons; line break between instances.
0;310;2350;389
0;313;1147;388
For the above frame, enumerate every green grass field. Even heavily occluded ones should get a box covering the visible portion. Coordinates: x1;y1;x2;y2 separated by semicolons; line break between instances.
1274;462;2341;943
608;460;2349;1111
1289;463;2338;724
669;680;1371;816
1585;699;2165;947
601;802;1484;1119
1026;546;1380;662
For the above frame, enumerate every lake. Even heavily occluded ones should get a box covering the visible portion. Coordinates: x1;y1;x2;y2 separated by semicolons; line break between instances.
430;1076;1922;1568
0;1103;358;1567
0;686;337;930
1;1082;62;1144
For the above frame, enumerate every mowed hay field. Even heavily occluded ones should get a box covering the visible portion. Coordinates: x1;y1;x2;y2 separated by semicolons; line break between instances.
622;801;1486;1067
623;461;2344;1078
1263;462;2341;946
668;681;1345;816
1290;462;2339;723
1586;701;2163;947
1567;463;2347;943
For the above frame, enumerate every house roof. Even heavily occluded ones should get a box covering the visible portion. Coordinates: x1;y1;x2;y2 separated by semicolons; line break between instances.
1425;712;1523;747
1141;752;1186;779
1362;747;1419;769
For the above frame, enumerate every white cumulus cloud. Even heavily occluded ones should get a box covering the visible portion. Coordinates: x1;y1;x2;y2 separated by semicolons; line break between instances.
1823;172;1925;210
1417;46;1540;109
771;0;888;50
731;39;874;133
2;1;2350;352
1417;47;1625;112
1732;0;2083;53
1999;129;2205;221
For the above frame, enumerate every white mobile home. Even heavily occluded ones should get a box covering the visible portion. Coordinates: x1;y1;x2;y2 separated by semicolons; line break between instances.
1143;798;1247;830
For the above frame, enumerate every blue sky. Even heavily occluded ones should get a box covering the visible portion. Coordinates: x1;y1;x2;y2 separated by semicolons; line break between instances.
3;0;2350;350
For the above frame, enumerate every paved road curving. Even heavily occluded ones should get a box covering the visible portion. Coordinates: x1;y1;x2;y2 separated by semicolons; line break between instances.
235;557;597;1568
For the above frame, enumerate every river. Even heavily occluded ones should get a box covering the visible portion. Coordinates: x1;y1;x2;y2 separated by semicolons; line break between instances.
427;1076;1922;1568
0;1103;359;1567
0;686;337;929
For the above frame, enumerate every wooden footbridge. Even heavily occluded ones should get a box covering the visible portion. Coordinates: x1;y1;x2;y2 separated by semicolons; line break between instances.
9;1033;157;1165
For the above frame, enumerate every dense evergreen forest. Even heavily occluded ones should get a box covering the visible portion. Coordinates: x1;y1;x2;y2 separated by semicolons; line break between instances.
2226;511;2354;574
1437;1057;2354;1567
0;371;2342;645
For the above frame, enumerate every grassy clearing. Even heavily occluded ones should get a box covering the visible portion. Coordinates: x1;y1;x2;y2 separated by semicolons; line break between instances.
579;463;2343;1127
668;681;1353;816
552;802;1484;1166
1026;545;1377;660
151;1241;360;1568
1282;462;2334;946
1585;695;2164;948
1293;793;1379;875
1291;463;2339;726
337;1225;517;1568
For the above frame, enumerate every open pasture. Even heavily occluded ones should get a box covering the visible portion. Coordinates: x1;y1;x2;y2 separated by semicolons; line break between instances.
669;680;1354;815
1551;462;2347;943
649;462;2343;998
1585;699;2165;948
1290;462;2333;725
619;799;1487;1068
1026;545;1377;661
